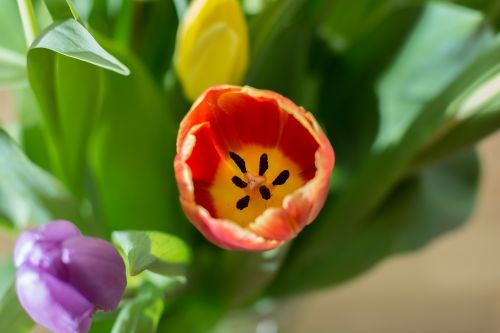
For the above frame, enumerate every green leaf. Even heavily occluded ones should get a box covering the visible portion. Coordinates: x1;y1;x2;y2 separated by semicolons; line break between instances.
412;37;500;169
89;40;187;236
111;285;164;333
112;231;191;276
28;50;101;197
270;149;479;294
375;2;492;149
0;130;81;229
271;3;495;295
31;19;129;75
315;5;422;186
0;259;35;333
27;19;129;197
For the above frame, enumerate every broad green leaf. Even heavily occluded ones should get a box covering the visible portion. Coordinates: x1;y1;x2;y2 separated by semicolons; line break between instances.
412;37;500;169
0;259;35;333
30;19;129;75
271;3;495;295
315;5;422;183
0;130;81;229
112;231;191;276
375;2;492;149
111;285;164;333
270;149;479;294
89;40;187;236
28;50;101;197
27;19;128;196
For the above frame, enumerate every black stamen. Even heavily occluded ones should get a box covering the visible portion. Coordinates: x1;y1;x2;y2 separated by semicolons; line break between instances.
236;195;250;210
272;170;290;186
259;153;268;176
259;186;271;200
231;176;247;188
229;152;247;173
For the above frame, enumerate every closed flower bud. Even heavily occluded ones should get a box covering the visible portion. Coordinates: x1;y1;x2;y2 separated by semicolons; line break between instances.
14;221;126;333
174;0;249;101
175;86;335;251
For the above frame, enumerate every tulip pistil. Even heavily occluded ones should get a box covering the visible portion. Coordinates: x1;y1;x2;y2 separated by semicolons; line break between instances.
230;151;290;210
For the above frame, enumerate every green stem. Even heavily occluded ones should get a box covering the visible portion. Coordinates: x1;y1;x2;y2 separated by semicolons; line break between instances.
16;0;39;47
66;0;81;21
114;0;134;47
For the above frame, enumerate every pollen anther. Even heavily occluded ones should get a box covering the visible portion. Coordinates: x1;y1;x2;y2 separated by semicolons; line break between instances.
259;186;271;200
229;152;293;209
272;170;290;185
259;153;268;176
229;152;246;173
231;176;247;188
236;195;250;210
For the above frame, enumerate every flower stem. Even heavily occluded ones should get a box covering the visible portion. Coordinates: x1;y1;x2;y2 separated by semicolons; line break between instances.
65;0;81;21
16;0;39;47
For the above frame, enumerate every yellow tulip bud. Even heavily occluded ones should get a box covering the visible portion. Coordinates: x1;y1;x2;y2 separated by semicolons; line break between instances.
174;0;249;100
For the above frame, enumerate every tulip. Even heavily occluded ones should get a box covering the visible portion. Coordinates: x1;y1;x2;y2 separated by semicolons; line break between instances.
174;85;335;251
174;0;249;101
14;221;126;333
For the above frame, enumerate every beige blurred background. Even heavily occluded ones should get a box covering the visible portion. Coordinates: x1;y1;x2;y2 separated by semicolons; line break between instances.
281;132;500;333
1;90;499;333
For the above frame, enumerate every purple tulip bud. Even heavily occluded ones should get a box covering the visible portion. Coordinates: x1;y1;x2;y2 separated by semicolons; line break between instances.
14;221;126;333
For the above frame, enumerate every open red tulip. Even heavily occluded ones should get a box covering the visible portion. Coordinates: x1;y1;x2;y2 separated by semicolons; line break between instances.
175;86;335;251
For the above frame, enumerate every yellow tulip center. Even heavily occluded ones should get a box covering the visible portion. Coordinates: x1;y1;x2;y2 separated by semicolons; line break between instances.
209;145;306;226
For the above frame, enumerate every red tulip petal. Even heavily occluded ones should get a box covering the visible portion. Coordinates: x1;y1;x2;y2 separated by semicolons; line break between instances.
175;85;334;251
180;196;283;251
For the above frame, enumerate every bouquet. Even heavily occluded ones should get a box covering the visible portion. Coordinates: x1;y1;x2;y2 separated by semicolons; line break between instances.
1;0;499;332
